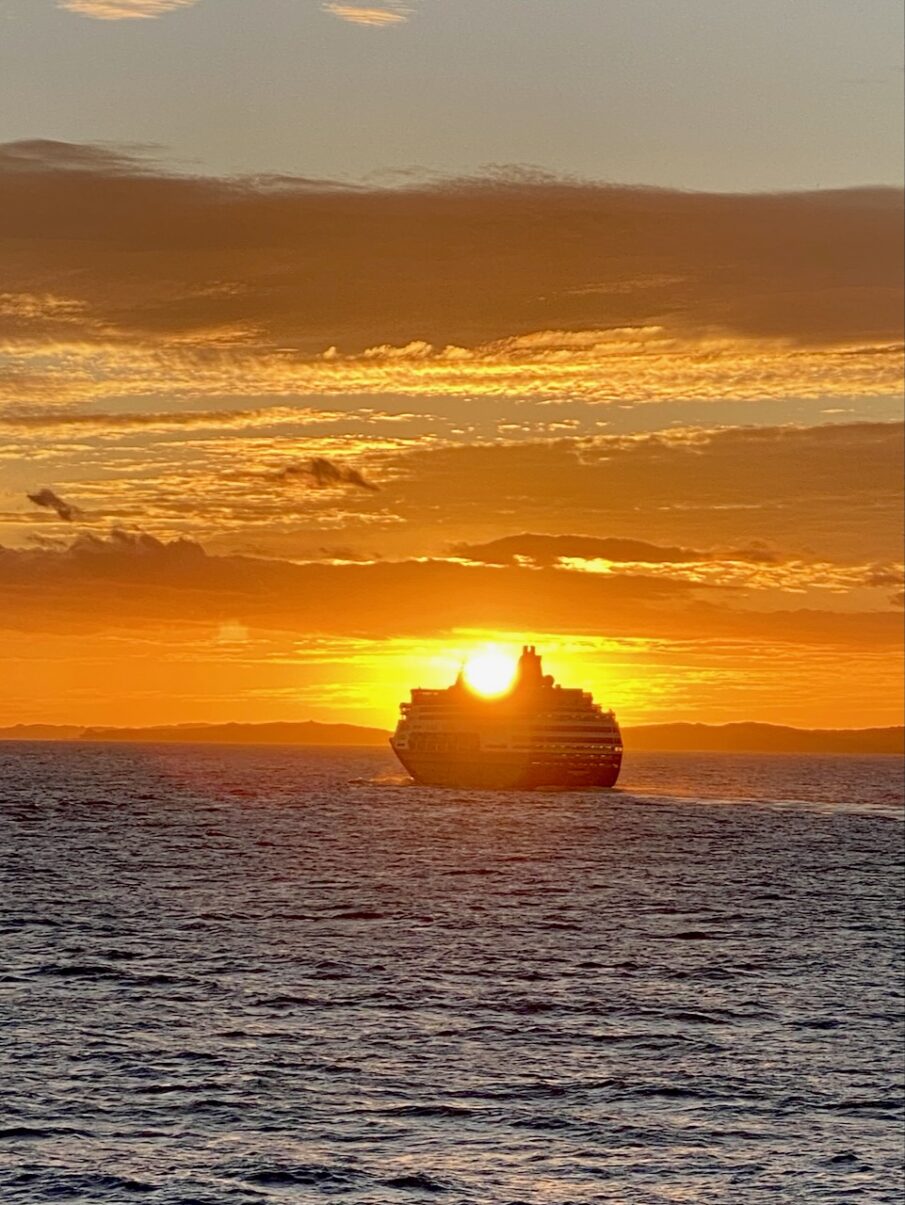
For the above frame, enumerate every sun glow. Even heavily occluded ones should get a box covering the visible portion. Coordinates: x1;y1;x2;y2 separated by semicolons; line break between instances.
463;648;518;697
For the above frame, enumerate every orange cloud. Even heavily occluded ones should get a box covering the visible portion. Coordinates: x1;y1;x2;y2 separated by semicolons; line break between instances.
454;533;905;597
0;405;366;437
2;422;900;570
2;623;901;730
554;555;904;597
58;0;198;18
1;143;900;359
453;534;778;566
0;533;901;728
0;292;89;323
2;330;900;408
57;0;416;24
1;530;900;648
1;144;899;408
322;2;413;26
0;145;900;731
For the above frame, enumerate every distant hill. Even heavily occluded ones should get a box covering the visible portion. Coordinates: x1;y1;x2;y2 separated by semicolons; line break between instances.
1;720;901;756
0;724;86;742
626;722;904;756
79;721;389;747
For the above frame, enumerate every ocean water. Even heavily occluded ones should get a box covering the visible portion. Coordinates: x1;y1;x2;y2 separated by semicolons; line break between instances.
0;744;902;1204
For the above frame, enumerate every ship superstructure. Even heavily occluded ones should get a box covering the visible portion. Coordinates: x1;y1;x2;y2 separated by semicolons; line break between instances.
390;646;622;789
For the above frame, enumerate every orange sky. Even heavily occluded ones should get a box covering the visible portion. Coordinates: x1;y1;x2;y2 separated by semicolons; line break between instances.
1;9;903;730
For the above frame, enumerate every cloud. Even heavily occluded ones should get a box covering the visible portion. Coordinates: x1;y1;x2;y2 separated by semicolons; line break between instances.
3;329;899;410
27;488;82;522
3;421;899;568
0;150;900;729
553;555;905;597
0;142;900;406
317;546;378;562
0;140;159;175
58;0;415;26
0;293;89;323
273;458;380;492
65;528;205;560
0;532;886;636
322;2;413;26
57;0;198;18
386;423;905;564
453;534;779;567
451;533;904;598
0;405;399;437
0;532;900;728
0;531;899;707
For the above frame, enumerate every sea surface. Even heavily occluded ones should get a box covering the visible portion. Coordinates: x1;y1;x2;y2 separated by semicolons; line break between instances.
0;744;902;1204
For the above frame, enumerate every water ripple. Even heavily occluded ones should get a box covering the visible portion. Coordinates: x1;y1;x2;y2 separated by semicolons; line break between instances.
0;744;902;1203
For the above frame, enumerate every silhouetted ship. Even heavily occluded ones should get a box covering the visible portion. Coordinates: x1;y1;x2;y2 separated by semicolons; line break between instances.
391;646;622;789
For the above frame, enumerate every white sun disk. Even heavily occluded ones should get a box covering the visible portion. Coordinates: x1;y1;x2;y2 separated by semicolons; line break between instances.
463;650;517;697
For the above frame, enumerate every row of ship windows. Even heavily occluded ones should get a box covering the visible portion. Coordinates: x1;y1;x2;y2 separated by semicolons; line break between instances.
404;703;609;713
528;749;622;758
406;736;621;753
401;717;615;727
406;734;480;752
491;737;626;747
407;723;621;732
409;702;599;711
410;719;606;729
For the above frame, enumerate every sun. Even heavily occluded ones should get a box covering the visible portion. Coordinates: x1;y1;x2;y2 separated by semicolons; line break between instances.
463;648;517;697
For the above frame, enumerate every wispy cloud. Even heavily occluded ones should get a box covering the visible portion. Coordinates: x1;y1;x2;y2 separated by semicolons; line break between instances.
453;534;780;567
3;422;900;572
322;2;414;26
57;0;199;18
2;330;900;409
0;293;88;322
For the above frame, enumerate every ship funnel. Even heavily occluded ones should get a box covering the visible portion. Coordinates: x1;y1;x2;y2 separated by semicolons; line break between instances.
517;644;543;685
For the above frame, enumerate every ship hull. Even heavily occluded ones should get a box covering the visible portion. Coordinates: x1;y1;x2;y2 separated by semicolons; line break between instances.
392;745;622;790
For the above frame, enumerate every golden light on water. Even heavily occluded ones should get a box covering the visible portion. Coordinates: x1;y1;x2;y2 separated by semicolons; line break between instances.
462;647;518;697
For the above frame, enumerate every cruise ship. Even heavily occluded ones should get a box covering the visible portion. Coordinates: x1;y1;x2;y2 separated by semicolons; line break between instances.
390;646;622;789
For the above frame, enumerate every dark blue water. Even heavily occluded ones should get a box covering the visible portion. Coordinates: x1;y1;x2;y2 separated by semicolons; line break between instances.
1;745;902;1203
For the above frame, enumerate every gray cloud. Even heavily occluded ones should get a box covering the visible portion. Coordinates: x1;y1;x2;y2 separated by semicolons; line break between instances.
0;141;900;355
273;458;379;493
66;528;205;561
861;563;905;588
452;534;782;567
27;488;81;522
